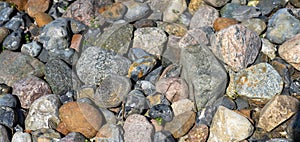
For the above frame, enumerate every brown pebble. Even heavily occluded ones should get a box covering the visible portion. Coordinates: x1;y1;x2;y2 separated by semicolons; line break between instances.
213;17;239;32
34;12;53;27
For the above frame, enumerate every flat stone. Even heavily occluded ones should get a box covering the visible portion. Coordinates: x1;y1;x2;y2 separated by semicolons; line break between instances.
34;12;53;27
210;24;261;72
12;131;32;142
241;18;266;35
179;27;213;48
0;94;17;108
25;94;61;131
258;95;299;132
163;0;187;22
123;1;151;22
0;50;45;86
188;124;209;142
213;17;239;32
95;124;124;142
0;106;16;128
21;41;42;57
208;106;254;142
171;99;195;116
204;0;230;7
189;5;219;29
133;19;157;28
220;3;261;22
0;125;9;142
25;0;50;17
180;44;228;110
123;114;154;142
59;132;86;142
12;75;51;109
279;33;300;71
261;38;277;60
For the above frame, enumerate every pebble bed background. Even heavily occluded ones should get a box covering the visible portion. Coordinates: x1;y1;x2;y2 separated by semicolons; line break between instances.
0;0;300;142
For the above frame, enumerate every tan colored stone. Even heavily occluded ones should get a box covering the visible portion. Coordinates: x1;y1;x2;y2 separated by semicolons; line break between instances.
188;124;209;142
163;23;187;37
70;34;83;52
257;95;299;132
279;33;300;71
34;12;53;27
171;99;195;116
213;17;239;32
6;0;27;11
56;122;69;136
188;0;205;15
25;0;50;17
150;119;163;132
99;2;127;21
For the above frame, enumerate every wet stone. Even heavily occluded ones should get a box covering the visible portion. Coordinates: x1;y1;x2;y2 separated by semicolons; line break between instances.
12;131;32;142
210;24;261;72
154;131;175;142
134;80;156;96
266;8;300;44
0;106;16;128
0;125;9;142
0;2;14;26
21;41;42;57
188;124;209;142
163;0;187;22
128;56;157;81
123;1;151;22
257;0;287;16
3;29;22;50
4;13;25;31
0;94;17;108
31;128;61;142
241;18;266;35
279;33;300;71
204;0;230;7
179;27;213;48
95;124;124;142
125;90;148;117
171;99;195;116
213;17;239;32
76;47;131;85
60;132;86;142
149;104;173;122
189;5;219;29
220;3;261;21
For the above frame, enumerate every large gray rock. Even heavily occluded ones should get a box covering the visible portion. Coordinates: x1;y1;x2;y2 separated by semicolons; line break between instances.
180;44;228;111
257;0;287;16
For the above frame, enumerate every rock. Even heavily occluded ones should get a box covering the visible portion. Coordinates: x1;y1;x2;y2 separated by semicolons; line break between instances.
124;90;148;117
0;50;45;86
100;2;127;21
0;2;14;26
159;22;187;37
59;132;86;142
208;106;254;142
181;27;214;49
213;96;237;110
123;114;154;142
94;74;131;108
0;125;9;142
31;128;61;142
188;124;209;142
154;131;175;142
76;47;131;85
163;0;187;22
189;5;219;29
133;27;167;57
257;95;299;132
25;94;61;131
0;84;11;94
144;66;163;84
25;0;51;17
279;33;300;71
171;99;195;116
12;131;32;142
149;104;173;122
261;38;277;60
213;17;239;32
266;8;300;44
128;56;157;81
95;124;124;142
164;111;196;139
0;94;17;108
210;24;261;72
188;0;205;15
12;75;51;109
2;29;22;50
241;18;266;35
180;44;228;110
69;34;82;52
234;97;250;110
59;90;76;104
226;63;284;99
70;19;87;34
127;47;151;61
123;1;151;22
257;0;287;16
146;93;170;108
163;35;181;64
99;108;117;125
220;3;261;21
133;19;156;28
34;12;53;27
21;41;42;57
4;13;25;31
59;102;105;138
204;0;230;7
0;106;16;128
290;0;300;7
155;77;189;103
0;27;9;43
134;80;156;96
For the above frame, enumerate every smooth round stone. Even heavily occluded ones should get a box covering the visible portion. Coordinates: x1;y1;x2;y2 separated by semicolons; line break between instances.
0;2;14;26
0;125;9;142
25;0;51;17
95;124;124;142
213;17;239;32
154;131;175;142
0;94;17;108
241;18;266;35
0;27;9;43
4;12;25;31
149;104;174;122
21;41;42;57
122;1;151;22
99;107;117;125
0;106;16;128
12;131;32;142
124;90;148;117
2;29;22;50
59;132;86;142
128;56;157;81
257;0;287;15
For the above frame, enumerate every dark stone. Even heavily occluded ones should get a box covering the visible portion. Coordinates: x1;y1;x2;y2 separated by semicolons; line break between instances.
0;84;11;94
129;56;157;81
4;12;25;31
21;41;42;57
2;29;22;50
257;0;287;15
213;96;236;110
0;125;9;142
154;131;175;142
59;90;76;104
0;94;17;108
234;97;250;110
196;106;217;126
134;80;156;96
0;2;14;26
70;19;88;34
134;19;157;28
0;106;16;128
220;3;261;21
125;90;148;117
145;66;163;84
60;132;86;142
149;104;174;122
31;128;61;142
37;48;50;63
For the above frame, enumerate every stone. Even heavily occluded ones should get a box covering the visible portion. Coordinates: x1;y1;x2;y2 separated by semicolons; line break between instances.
220;3;261;22
128;56;157;81
133;27;167;57
0;50;45;86
188;0;205;15
266;8;300;44
134;80;156;96
207;106;254;142
94;74;131;108
34;12;53;27
12;75;51;109
0;27;9;43
76;47;131;85
210;24;261;72
4;13;25;31
226;63;284;99
21;41;42;57
128;48;151;61
100;2;127;21
95;124;124;142
213;17;239;32
0;2;14;26
149;104;173;122
279;33;300;71
2;29;22;50
155;77;189;103
70;19;87;34
144;66;163;84
0;125;9;142
261;38;277;60
59;132;86;142
163;0;187;22
171;99;195;116
0;84;11;94
0;94;17;108
290;0;300;7
25;94;61;131
0;106;16;128
189;5;219;29
204;0;230;7
257;95;299;132
154;131;175;142
12;131;32;142
31;128;61;142
123;1;151;22
25;0;50;17
123;114;154;142
180;44;228;110
99;108;117;125
159;22;187;37
213;96;237;110
133;19;156;28
164;111;196;139
69;34;82;52
163;35;181;64
146;93;170;107
241;18;266;35
59;102;105;138
124;90;148;117
188;124;209;142
234;97;250;110
257;0;287;16
179;27;213;48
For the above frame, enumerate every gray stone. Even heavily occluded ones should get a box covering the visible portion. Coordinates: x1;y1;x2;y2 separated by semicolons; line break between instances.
0;2;14;26
213;96;236;110
70;19;88;34
234;97;250;110
82;28;102;49
59;132;86;142
12;131;32;142
4;12;24;31
125;90;148;117
163;0;187;22
146;92;170;108
266;8;300;44
154;131;175;142
0;50;45;86
0;94;17;108
0;106;16;128
163;35;181;64
144;66;163;84
257;0;287;15
261;38;277;60
189;5;219;29
135;80;156;96
149;104;173;122
2;29;22;50
179;27;213;48
0;125;9;142
99;107;117;125
21;41;42;57
95;124;124;142
204;0;230;7
208;106;254;142
76;47;131;85
123;1;151;22
180;44;228;110
220;3;261;21
128;48;152;61
25;94;61;131
241;18;267;35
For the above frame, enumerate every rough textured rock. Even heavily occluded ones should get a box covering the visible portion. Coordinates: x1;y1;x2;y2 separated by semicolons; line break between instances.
179;27;213;48
3;29;22;50
158;22;187;37
128;56;157;81
261;38;277;60
0;106;16;128
188;0;205;15
0;2;14;25
180;44;228;110
163;0;187;22
0;94;17;108
149;104;173;122
0;125;9;142
189;5;219;29
124;89;148;116
188;124;209;142
123;1;151;22
258;95;299;132
21;41;42;57
123;114;154;142
208;106;254;142
241;18;266;35
257;0;287;16
59;132;86;142
163;35;181;64
220;3;261;22
0;27;9;43
99;2;127;21
12;131;32;142
154;131;175;142
204;0;230;7
95;124;124;142
213;17;239;32
25;94;61;131
31;128;61;142
171;99;195;116
210;24;261;72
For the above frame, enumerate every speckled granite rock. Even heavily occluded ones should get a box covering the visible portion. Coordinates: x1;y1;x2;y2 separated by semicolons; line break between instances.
163;0;187;22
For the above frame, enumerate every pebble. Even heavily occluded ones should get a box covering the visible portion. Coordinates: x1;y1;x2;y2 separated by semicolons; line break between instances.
164;110;196;139
76;47;131;85
146;93;170;107
266;8;300;44
189;5;219;29
0;27;9;43
290;0;300;7
0;106;16;128
154;131;176;142
3;29;22;50
210;24;261;72
21;41;42;57
0;2;14;26
133;27;167;57
100;2;127;21
171;99;195;116
188;0;205;15
261;38;277;60
0;94;17;108
204;0;230;7
208;106;254;142
124;90;148;117
34;12;53;27
12;75;51;109
0;50;45;86
128;56;157;81
180;44;228;110
70;19;87;34
213;17;239;32
149;104;173;122
258;95;299;132
135;80;156;96
133;19;156;28
227;63;284;99
4;13;24;31
25;94;61;131
58;102;105;138
241;18;267;35
123;114;154;142
144;66;163;84
94;74;131;108
123;1;151;22
25;0;51;17
279;33;300;71
220;3;261;21
159;22;187;37
187;124;209;142
69;34;82;52
59;132;86;142
155;77;189;103
31;128;61;142
179;27;213;48
257;0;287;16
95;124;124;142
12;131;32;142
0;125;9;142
163;0;187;22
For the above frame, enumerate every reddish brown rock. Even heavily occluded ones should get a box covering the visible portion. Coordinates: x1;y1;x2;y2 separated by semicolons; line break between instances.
0;27;10;44
12;75;52;109
25;0;50;17
34;12;53;27
6;0;27;11
59;102;105;138
188;124;209;142
279;33;300;71
56;122;69;136
213;17;239;32
99;2;127;21
70;34;83;52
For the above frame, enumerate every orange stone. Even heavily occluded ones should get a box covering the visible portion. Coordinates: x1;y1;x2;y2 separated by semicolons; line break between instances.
70;34;83;52
25;0;50;17
213;17;239;32
6;0;28;11
56;122;69;136
34;12;53;27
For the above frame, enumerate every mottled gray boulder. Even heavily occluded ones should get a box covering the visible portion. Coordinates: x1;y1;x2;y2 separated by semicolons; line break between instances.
266;8;300;44
21;41;42;57
180;44;228;111
257;0;287;15
220;3;261;21
0;125;9;142
3;29;22;50
123;1;151;22
189;5;219;29
0;106;16;128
